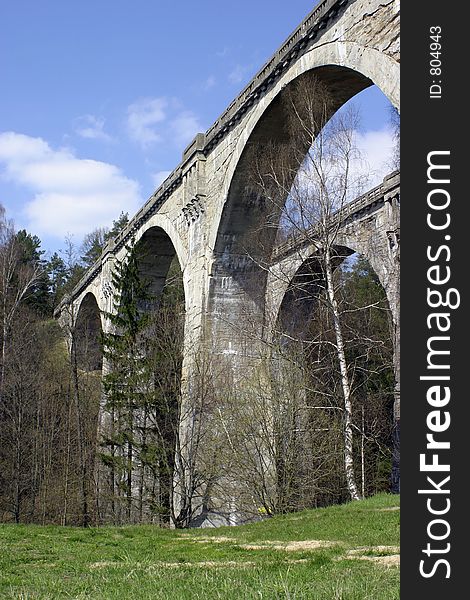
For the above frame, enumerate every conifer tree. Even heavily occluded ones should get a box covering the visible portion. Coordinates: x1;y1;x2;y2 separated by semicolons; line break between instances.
101;239;151;522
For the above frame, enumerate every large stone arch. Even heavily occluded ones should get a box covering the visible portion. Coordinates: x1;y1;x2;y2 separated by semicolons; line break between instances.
273;242;390;339
270;239;399;495
132;225;185;305
264;184;400;494
207;37;399;355
210;36;400;255
273;245;350;340
134;214;189;272
129;215;189;310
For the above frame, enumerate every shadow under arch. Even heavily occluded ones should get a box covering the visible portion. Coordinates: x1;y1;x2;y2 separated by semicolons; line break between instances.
74;292;103;372
134;225;185;310
276;245;355;340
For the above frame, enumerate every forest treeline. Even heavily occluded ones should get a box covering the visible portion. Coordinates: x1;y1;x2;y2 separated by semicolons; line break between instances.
0;207;131;525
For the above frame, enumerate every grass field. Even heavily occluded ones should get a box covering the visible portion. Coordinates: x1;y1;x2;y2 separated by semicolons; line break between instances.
0;494;399;599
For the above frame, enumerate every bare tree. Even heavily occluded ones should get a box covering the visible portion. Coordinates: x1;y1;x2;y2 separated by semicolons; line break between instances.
0;208;43;401
248;74;373;501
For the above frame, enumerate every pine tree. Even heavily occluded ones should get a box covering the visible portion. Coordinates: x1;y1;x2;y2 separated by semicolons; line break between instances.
15;230;50;315
105;212;129;243
101;239;152;523
47;252;69;307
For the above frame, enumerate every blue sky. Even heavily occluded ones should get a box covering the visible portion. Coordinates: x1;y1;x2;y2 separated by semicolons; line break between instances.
0;0;395;256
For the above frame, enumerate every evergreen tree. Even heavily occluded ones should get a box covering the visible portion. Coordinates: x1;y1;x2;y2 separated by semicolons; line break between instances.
46;252;69;306
99;242;184;525
144;257;184;524
80;228;107;269
105;212;129;242
15;230;50;315
101;239;152;522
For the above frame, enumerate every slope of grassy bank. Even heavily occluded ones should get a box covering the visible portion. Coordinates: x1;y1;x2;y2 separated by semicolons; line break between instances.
0;494;399;599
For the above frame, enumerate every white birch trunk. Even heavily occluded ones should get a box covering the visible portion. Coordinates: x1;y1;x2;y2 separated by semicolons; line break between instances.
324;246;361;501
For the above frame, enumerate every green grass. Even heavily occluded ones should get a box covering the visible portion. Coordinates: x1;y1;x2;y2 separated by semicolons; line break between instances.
0;494;399;599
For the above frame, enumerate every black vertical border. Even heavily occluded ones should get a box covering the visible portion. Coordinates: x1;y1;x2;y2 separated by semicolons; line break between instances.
401;2;466;597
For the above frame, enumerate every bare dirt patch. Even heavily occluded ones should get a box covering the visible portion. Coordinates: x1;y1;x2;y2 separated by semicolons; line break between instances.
90;561;119;569
367;555;400;566
345;545;400;567
239;539;336;551
158;560;256;569
183;535;235;544
177;534;400;567
91;559;256;570
181;536;337;552
285;540;336;551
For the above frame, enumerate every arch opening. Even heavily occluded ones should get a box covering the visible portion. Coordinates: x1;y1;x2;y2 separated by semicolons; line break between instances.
99;227;185;526
74;292;103;372
276;245;354;339
205;58;400;513
71;292;103;526
212;67;371;304
135;226;184;310
271;249;396;506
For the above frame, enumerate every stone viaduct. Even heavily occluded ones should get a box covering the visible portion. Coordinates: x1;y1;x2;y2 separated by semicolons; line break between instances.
56;0;400;510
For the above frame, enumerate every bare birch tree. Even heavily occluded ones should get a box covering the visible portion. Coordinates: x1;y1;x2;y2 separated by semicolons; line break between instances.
249;74;368;500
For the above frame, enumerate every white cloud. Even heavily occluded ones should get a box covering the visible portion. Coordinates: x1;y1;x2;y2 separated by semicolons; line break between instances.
228;64;251;85
0;133;50;163
75;115;113;142
127;97;167;147
355;127;396;188
216;47;229;58
171;111;203;148
0;131;142;240
292;126;397;208
202;75;216;90
126;96;204;151
152;170;172;188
